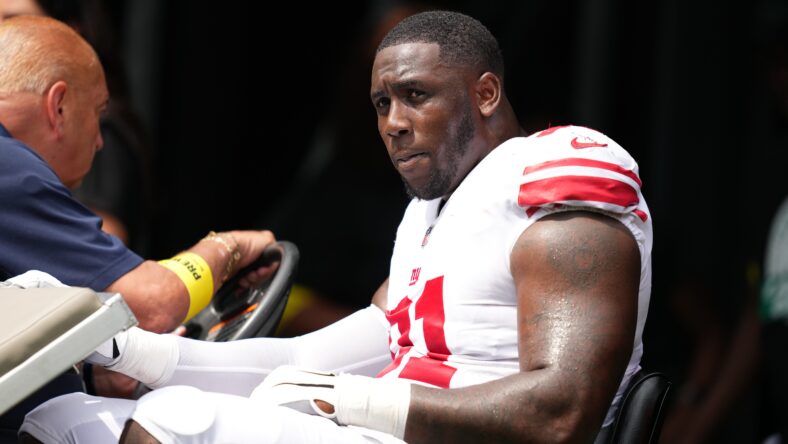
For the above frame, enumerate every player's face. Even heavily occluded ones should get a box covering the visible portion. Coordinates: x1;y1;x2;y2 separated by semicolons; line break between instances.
371;42;478;200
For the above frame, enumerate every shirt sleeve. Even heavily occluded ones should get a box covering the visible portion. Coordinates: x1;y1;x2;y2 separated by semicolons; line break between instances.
517;125;649;223
0;142;143;289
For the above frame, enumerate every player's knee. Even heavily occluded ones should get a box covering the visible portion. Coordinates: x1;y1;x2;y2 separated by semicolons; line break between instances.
131;386;217;438
20;392;136;442
20;392;95;441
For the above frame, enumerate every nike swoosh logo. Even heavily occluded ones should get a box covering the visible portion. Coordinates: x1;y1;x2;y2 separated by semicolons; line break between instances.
570;137;608;149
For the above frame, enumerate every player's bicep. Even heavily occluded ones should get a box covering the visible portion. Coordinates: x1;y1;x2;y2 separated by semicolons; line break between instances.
510;211;639;404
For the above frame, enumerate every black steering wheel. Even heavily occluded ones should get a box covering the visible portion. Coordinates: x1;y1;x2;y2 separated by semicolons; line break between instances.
182;241;299;341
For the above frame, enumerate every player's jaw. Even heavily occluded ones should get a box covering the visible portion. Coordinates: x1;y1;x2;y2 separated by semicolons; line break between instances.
396;106;476;201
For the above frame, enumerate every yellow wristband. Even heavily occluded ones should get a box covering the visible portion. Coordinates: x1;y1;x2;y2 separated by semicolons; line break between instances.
159;252;214;322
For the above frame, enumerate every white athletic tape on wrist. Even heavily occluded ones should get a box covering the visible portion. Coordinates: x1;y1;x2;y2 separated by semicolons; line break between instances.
251;365;338;421
104;327;179;388
335;374;411;439
253;365;411;438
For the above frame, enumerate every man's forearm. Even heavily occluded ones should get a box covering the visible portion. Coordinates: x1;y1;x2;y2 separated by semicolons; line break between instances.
106;260;189;332
106;230;274;332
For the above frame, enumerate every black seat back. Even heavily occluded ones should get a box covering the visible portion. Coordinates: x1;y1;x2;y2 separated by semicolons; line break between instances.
606;371;671;444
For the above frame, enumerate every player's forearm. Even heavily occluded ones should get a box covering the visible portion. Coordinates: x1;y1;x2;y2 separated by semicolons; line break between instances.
100;306;391;397
404;369;606;444
90;326;285;395
163;335;292;395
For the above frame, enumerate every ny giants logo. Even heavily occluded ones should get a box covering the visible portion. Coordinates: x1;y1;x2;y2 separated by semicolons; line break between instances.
409;267;421;286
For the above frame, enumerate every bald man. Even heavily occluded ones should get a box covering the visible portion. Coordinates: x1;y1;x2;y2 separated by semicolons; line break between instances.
0;15;275;428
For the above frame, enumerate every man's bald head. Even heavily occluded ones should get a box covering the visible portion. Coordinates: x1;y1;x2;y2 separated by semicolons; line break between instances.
0;15;108;189
0;15;102;96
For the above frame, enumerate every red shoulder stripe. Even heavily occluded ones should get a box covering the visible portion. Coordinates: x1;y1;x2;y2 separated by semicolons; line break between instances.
535;125;570;137
523;157;642;187
518;175;639;209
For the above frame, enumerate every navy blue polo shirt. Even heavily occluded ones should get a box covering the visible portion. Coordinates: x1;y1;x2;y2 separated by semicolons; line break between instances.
0;122;143;288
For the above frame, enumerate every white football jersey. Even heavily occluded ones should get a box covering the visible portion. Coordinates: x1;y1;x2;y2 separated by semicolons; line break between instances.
378;125;653;424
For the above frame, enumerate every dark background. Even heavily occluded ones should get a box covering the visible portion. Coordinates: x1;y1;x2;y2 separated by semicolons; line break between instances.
70;0;788;441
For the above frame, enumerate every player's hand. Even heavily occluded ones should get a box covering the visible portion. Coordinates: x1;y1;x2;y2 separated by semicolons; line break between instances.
253;365;412;437
84;330;141;398
251;365;338;421
84;329;128;367
84;327;179;388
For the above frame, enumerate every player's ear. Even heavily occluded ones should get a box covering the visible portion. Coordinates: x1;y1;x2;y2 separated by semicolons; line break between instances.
44;80;68;139
475;72;502;118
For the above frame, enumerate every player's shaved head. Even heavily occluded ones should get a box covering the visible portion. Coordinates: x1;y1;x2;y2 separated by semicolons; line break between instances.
377;10;504;81
0;15;102;96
